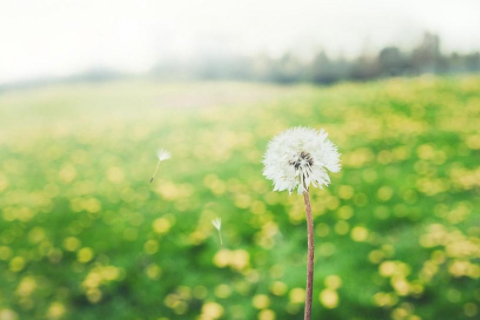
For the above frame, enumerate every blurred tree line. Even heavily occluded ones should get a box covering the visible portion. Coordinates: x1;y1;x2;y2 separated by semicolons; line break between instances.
152;33;480;84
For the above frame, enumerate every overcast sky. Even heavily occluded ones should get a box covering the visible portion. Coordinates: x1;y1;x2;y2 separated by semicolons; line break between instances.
1;0;479;84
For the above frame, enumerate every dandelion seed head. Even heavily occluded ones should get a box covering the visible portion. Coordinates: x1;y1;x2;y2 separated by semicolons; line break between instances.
263;127;341;194
157;149;171;161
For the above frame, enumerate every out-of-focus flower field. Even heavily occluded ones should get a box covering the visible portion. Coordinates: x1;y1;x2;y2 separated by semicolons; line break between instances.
0;77;479;320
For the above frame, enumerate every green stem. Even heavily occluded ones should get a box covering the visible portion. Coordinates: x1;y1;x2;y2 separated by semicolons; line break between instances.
303;191;314;320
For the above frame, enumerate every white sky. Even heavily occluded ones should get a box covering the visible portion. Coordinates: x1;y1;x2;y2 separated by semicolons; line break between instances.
1;0;479;84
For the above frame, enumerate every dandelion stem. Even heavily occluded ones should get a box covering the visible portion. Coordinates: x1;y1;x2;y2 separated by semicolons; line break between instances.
303;190;314;320
218;230;223;245
150;160;161;183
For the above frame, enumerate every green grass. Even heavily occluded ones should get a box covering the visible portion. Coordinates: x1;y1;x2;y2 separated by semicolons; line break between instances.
0;76;479;320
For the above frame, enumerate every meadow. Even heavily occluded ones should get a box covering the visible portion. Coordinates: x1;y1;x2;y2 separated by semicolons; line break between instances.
0;76;479;320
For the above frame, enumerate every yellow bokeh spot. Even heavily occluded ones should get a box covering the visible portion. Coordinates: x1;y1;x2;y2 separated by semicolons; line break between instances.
466;134;480;150
338;185;354;199
464;303;478;317
362;168;378;183
59;164;76;183
324;275;342;290
15;276;36;297
203;174;226;196
379;261;396;277
379;261;411;278
84;198;101;213
0;309;18;320
368;250;384;264
193;286;208;299
201;302;224;319
213;249;230;268
82;265;122;293
102;266;121;281
319;289;339;309
146;264;162;279
353;193;368;207
326;196;340;210
153;217;172;234
0;246;12;261
63;237;81;252
173;301;188;315
269;265;284;278
0;174;9;192
289;288;305;304
285;302;301;314
344;148;374;168
214;284;232;299
417;144;435;160
351;226;369;242
9;256;25;272
334;221;350;235
28;227;46;243
373;292;399;307
319;242;336;257
337;206;354;220
391;276;410;296
270;281;287;296
177;286;192;300
47;302;66;320
315;223;330;237
77;248;94;263
213;249;249;271
107;166;124;183
251;201;266;215
86;288;102;303
391;307;410;320
144;240;159;255
377;186;394;202
258;309;276;320
189;230;207;245
252;294;270;309
164;293;179;309
230;250;249;270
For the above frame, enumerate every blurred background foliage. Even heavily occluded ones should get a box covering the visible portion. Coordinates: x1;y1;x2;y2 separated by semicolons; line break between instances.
3;33;480;92
0;76;479;320
150;33;480;84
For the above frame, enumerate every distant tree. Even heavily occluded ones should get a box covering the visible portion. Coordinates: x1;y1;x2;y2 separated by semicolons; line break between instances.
250;54;274;81
194;55;253;80
269;53;305;84
378;47;407;76
308;52;350;84
447;53;466;73
465;52;480;72
147;32;480;85
411;32;441;73
351;55;380;81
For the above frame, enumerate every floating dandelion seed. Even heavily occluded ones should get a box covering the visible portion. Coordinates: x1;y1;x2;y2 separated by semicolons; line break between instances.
263;127;340;320
150;149;171;183
211;218;223;245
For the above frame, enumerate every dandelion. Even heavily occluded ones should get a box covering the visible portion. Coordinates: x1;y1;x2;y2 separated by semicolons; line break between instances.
150;149;171;183
263;127;340;320
263;127;340;194
211;218;223;245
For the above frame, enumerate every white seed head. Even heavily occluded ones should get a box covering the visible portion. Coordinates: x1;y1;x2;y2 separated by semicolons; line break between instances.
263;127;341;194
211;218;222;230
157;149;171;161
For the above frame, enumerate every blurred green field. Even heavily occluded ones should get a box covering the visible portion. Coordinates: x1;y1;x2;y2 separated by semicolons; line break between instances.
0;76;480;320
